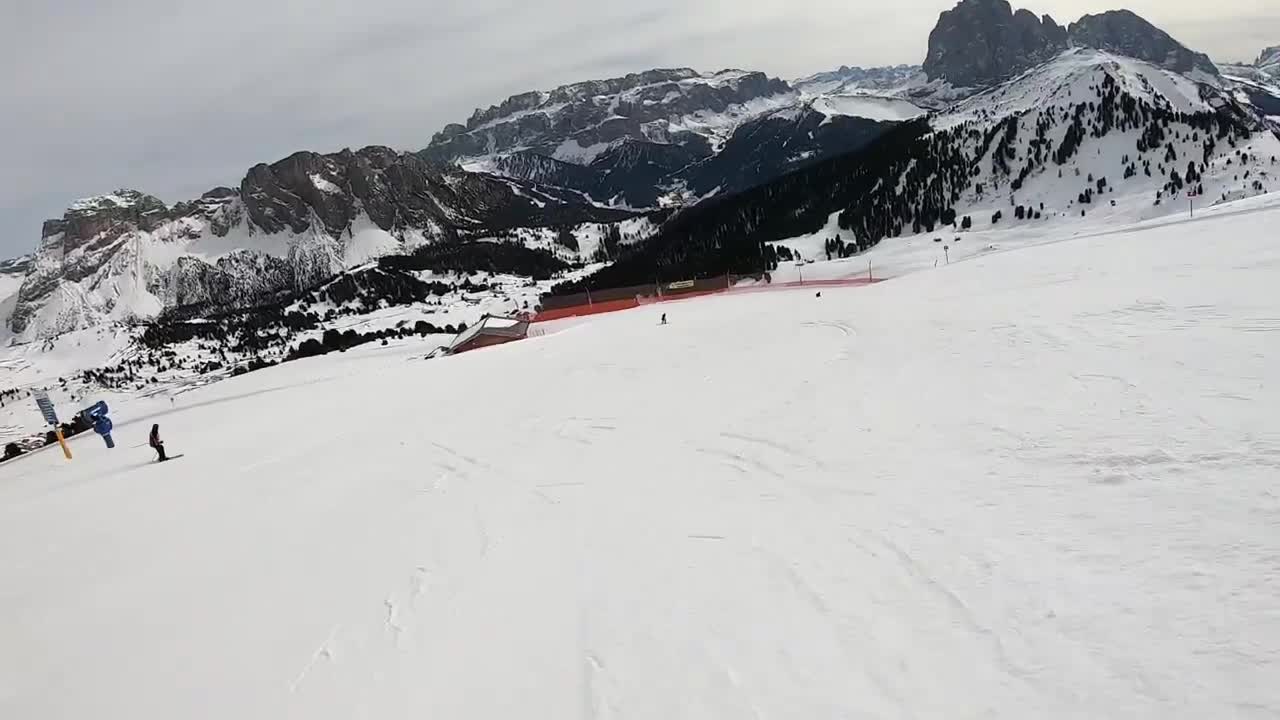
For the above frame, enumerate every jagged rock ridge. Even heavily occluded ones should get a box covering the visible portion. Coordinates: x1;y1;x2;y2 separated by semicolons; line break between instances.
8;147;639;339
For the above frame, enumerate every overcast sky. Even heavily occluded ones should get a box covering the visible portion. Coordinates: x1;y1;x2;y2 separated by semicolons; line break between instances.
1;0;1276;258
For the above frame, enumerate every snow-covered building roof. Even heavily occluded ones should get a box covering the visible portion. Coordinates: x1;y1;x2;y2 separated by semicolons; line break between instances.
447;314;530;354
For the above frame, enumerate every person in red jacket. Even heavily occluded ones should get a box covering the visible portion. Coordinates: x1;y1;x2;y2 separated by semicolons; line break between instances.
149;424;167;462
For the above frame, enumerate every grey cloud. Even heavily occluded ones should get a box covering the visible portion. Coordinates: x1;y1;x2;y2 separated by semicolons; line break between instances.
1;0;1274;257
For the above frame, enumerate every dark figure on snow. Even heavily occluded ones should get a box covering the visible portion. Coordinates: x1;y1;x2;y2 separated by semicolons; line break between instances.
149;424;167;462
660;313;668;325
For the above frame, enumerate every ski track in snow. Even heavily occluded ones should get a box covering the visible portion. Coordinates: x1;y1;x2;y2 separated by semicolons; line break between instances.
3;198;1280;718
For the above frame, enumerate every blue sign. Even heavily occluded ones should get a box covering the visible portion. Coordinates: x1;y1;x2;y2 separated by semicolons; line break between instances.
34;391;58;426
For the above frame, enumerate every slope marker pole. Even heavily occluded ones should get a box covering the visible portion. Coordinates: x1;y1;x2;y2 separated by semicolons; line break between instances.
55;427;71;460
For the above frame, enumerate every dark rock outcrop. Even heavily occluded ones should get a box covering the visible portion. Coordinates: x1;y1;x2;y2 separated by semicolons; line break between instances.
1068;10;1219;76
38;190;168;257
924;1;1221;87
923;0;1068;87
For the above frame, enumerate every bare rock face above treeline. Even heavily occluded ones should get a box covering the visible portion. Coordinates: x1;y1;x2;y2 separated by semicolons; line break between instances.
923;0;1219;88
923;0;1068;88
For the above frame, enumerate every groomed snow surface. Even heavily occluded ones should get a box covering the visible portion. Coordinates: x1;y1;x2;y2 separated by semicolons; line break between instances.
3;197;1280;718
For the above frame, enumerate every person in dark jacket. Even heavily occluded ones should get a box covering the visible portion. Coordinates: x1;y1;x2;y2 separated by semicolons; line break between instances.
149;424;167;462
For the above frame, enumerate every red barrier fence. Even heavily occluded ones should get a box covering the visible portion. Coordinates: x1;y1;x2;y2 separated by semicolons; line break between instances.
533;297;643;322
533;275;882;323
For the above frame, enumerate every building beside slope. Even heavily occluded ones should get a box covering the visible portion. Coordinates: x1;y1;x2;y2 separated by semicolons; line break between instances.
445;315;531;355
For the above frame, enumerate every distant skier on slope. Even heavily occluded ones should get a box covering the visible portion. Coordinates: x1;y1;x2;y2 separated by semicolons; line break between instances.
149;424;168;462
660;313;668;325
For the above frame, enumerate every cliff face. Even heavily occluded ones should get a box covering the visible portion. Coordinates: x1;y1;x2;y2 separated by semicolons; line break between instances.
923;0;1068;87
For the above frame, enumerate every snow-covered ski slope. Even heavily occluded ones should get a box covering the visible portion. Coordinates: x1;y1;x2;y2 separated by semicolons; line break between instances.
3;196;1280;718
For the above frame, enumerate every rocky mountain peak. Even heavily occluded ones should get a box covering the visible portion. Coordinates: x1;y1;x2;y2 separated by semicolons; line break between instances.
923;0;1068;87
1067;10;1219;77
13;190;173;334
40;189;168;249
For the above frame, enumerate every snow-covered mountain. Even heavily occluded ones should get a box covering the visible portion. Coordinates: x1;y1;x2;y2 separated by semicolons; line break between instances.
424;69;795;165
424;67;928;207
419;1;1259;215
572;45;1280;290
5;148;643;342
2;67;935;347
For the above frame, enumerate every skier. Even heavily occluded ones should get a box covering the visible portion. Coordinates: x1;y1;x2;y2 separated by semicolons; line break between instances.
149;423;168;462
660;313;668;325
